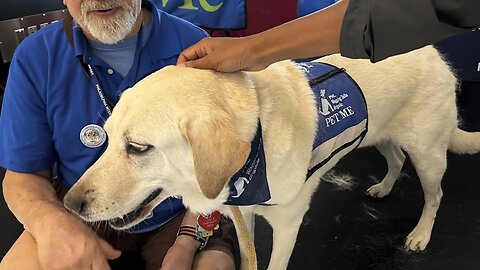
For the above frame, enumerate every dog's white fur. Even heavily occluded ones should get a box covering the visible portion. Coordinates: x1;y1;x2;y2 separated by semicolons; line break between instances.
64;46;480;270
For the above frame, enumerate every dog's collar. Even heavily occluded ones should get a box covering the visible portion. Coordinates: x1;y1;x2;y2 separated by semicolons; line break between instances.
224;122;271;206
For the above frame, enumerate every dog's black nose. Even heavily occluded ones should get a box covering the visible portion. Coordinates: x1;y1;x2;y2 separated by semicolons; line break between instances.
63;195;88;215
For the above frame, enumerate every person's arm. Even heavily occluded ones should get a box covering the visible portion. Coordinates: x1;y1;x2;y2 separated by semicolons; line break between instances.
177;0;479;72
2;171;121;270
3;170;59;230
342;0;480;62
161;210;202;270
177;0;349;72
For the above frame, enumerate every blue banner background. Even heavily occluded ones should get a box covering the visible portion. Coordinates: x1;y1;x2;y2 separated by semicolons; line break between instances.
154;0;246;30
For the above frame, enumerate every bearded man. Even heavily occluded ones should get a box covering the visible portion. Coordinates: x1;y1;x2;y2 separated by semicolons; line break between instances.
0;1;239;269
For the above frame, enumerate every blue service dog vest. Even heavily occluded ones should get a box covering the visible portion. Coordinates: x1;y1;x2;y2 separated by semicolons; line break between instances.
299;62;368;178
224;62;368;206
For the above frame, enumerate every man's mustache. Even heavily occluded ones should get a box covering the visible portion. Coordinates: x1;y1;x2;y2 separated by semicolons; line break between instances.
81;0;129;12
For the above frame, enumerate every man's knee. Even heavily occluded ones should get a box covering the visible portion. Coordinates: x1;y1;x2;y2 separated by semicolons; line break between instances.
0;231;43;270
193;249;235;270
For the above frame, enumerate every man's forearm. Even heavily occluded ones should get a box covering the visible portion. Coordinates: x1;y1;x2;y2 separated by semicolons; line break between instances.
2;170;67;234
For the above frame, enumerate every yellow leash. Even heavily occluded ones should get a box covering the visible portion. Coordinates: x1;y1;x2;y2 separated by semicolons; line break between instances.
229;206;257;270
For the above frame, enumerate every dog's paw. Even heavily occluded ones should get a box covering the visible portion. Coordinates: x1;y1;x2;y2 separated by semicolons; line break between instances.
404;229;430;252
365;183;391;198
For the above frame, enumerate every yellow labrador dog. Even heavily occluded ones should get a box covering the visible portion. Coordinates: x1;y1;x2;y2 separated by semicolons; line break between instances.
64;45;480;270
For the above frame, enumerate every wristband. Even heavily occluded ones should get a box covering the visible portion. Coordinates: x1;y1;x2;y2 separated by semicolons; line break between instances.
176;225;209;251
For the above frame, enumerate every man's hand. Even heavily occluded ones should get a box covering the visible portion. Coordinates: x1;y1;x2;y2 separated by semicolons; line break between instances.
30;208;121;270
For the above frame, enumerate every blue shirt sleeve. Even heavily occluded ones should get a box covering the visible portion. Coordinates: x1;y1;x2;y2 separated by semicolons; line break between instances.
0;41;55;173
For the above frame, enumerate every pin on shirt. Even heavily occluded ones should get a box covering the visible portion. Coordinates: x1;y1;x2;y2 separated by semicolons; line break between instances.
79;124;107;148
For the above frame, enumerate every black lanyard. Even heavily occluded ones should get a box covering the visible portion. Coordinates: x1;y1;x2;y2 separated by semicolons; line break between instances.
86;64;113;115
63;14;142;116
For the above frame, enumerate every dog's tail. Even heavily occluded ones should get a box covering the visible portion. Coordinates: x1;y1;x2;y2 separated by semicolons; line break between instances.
449;127;480;155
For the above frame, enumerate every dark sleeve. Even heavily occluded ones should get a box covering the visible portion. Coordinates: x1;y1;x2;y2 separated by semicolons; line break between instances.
339;0;480;62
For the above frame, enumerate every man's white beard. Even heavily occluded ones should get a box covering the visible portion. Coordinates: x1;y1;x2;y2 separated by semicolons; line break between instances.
79;0;137;44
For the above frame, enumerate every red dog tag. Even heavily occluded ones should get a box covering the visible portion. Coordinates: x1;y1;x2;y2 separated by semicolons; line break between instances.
197;211;221;231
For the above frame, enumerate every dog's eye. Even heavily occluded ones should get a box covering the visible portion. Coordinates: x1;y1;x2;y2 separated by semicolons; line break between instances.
127;142;152;154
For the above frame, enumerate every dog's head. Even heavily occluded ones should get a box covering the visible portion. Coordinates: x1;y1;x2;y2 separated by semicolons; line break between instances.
64;66;259;229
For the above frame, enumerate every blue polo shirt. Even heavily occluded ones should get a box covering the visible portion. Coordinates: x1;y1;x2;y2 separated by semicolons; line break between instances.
0;0;208;233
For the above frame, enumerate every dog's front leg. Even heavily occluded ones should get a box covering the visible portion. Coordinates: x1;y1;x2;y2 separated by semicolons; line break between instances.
366;142;405;198
257;193;312;270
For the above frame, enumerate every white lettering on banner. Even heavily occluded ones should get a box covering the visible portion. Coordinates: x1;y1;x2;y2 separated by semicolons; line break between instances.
338;106;354;118
329;93;348;110
297;63;314;73
325;113;341;127
325;106;355;127
320;89;356;127
161;0;223;12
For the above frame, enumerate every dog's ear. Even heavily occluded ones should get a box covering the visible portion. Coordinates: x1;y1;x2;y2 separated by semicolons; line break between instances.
180;117;250;199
